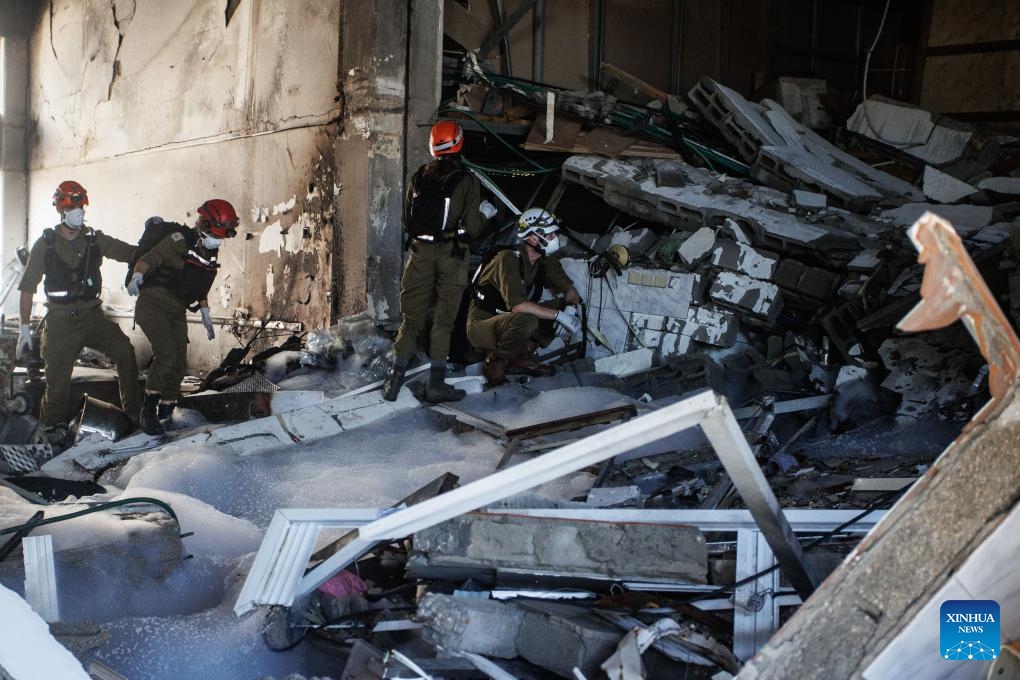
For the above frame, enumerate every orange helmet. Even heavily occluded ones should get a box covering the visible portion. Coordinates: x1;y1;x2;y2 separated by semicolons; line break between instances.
53;180;89;212
429;120;464;157
197;199;239;238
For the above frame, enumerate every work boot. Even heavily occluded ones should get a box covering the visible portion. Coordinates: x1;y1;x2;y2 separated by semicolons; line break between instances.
157;402;176;428
140;393;165;436
482;353;508;387
507;351;555;377
382;362;407;402
424;364;465;403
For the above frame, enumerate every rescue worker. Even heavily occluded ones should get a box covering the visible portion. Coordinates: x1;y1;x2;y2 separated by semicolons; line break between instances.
467;208;583;386
126;199;239;435
382;120;483;403
16;180;142;433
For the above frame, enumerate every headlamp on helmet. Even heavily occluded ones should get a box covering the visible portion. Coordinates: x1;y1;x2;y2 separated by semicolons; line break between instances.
517;208;561;255
53;180;89;212
196;199;239;239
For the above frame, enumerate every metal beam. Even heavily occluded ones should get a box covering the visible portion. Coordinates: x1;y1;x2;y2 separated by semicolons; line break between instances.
23;534;59;622
478;0;539;59
700;401;818;599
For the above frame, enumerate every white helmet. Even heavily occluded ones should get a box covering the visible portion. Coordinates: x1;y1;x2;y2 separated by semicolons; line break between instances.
517;208;561;254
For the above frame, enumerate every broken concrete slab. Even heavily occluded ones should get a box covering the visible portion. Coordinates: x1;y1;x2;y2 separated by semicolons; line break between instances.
709;272;784;324
710;240;779;280
562;156;861;253
754;144;883;208
922;165;977;203
687;77;785;161
677;226;717;266
847;96;975;166
593;348;654;377
978;176;1020;195
417;593;524;659
793;190;827;209
517;600;626;679
408;512;708;583
665;304;739;348
881;203;994;228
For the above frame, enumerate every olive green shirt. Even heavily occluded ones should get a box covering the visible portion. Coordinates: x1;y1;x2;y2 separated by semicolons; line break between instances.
138;229;198;309
468;247;575;322
402;162;483;241
19;226;136;308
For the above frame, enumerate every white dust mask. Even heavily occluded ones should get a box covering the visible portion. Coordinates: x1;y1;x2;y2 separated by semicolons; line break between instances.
63;208;85;229
539;232;560;255
201;234;223;250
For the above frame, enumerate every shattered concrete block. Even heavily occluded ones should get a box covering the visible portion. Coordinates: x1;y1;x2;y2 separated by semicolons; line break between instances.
677;227;716;267
922;166;977;203
755;145;883;207
847;250;882;272
847;97;974;166
978;177;1020;195
629;312;666;351
776;77;831;129
797;266;842;301
793;189;828;209
710;240;779;280
594;348;654;377
881;203;994;229
666;304;738;348
772;259;805;290
709;272;784;324
836;365;868;387
516;600;626;679
720;217;752;244
585;486;642;507
609;228;660;258
417;593;523;659
409;513;708;583
687;77;785;161
659;329;695;356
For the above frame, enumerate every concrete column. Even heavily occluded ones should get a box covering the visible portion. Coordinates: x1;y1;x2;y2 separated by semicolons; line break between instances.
1;35;29;310
335;0;421;324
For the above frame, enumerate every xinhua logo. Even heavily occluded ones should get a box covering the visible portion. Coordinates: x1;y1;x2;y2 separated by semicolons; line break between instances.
940;600;999;660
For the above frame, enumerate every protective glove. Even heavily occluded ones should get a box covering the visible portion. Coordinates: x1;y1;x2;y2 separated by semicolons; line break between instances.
478;200;497;220
200;306;215;340
127;271;144;296
16;324;32;360
554;307;582;339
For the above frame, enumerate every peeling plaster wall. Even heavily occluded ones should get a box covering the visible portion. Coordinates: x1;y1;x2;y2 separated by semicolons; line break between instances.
25;0;341;371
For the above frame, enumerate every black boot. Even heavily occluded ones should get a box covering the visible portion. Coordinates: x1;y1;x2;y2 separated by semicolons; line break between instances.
140;393;165;436
425;364;465;403
382;362;407;402
158;402;176;428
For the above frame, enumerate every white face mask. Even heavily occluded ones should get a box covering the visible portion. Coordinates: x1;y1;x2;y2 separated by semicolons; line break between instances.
538;232;560;255
63;208;85;229
200;234;223;250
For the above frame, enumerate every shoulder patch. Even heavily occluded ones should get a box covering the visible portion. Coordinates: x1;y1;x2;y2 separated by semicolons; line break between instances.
170;232;185;242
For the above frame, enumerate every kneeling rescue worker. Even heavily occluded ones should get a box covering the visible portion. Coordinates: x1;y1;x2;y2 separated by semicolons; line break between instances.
126;199;239;435
382;120;483;403
466;208;582;386
17;181;142;433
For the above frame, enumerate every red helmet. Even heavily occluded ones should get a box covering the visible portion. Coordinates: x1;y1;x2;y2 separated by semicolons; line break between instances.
197;199;239;238
53;180;89;212
429;120;464;157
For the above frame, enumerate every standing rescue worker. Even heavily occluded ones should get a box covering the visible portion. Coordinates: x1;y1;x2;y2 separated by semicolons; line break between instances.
382;120;483;403
16;180;142;432
126;199;239;435
467;208;582;386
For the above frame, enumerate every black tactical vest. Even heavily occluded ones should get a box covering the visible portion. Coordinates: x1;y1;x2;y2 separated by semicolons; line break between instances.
42;227;102;304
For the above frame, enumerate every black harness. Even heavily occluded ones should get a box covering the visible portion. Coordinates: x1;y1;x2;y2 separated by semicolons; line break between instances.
471;247;545;315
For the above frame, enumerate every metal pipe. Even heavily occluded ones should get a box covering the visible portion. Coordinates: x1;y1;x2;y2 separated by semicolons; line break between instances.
670;0;684;95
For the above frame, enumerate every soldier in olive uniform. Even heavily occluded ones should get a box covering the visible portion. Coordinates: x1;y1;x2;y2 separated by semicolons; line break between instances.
126;199;239;435
16;180;141;430
467;208;582;387
382;120;484;403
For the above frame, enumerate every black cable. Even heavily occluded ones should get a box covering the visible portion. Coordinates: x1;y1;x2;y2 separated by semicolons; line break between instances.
0;497;180;536
679;486;906;604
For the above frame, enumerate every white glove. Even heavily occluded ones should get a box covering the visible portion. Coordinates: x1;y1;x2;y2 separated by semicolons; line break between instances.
127;272;144;296
479;200;497;220
16;324;32;360
200;306;215;340
554;308;582;338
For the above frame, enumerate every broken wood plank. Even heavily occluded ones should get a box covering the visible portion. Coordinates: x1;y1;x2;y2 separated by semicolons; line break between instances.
601;62;669;103
428;404;507;437
504;404;638;440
